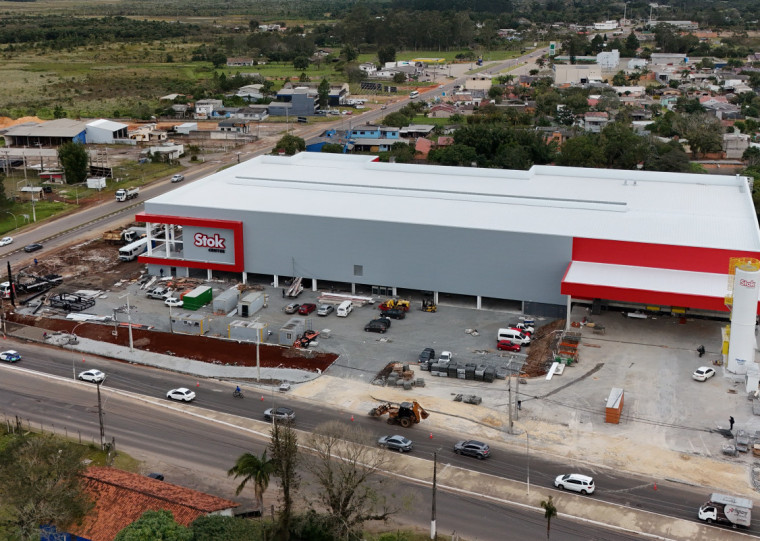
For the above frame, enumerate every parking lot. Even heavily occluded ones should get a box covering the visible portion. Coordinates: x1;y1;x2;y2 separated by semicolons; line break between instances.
16;272;760;491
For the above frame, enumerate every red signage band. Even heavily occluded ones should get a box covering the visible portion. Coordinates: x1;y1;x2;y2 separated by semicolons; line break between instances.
135;212;244;272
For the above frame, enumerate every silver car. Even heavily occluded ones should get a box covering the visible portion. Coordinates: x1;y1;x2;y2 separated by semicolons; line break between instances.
317;304;334;316
378;435;413;452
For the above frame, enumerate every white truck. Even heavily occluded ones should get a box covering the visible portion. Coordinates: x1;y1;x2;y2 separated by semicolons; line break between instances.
698;493;752;528
115;187;139;202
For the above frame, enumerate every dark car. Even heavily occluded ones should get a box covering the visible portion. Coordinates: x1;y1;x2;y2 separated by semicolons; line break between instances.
378;434;413;452
453;440;490;459
384;309;406;320
364;320;388;333
419;347;436;363
371;317;391;329
298;303;317;315
147;473;165;481
24;243;43;253
42;186;53;194
497;340;522;352
264;406;296;422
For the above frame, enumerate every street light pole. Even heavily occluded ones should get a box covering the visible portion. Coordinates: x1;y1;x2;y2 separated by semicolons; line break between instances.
97;381;105;450
119;293;134;352
431;451;437;540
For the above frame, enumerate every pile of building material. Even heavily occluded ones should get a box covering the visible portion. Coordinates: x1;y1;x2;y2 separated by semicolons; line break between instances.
522;319;565;377
317;292;375;307
554;331;581;365
453;394;482;405
429;361;497;383
378;362;425;390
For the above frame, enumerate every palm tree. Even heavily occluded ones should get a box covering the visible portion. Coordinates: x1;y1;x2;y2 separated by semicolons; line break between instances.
228;451;274;513
540;495;557;540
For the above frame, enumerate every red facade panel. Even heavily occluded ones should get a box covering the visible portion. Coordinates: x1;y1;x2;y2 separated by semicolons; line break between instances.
135;212;244;272
572;238;760;274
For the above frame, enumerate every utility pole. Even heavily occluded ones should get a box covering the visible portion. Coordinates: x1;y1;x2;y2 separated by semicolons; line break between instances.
515;369;520;421
97;382;105;450
508;375;513;434
431;451;437;540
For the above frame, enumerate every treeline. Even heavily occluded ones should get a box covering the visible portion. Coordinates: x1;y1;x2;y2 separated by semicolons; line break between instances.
0;16;205;47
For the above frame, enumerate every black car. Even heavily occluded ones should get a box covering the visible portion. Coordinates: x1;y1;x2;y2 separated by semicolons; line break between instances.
419;347;436;363
370;317;391;329
24;243;43;253
384;309;406;320
364;320;388;333
453;440;490;459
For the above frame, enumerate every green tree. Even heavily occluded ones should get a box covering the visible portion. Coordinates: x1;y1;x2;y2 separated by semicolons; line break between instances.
382;111;412;128
58;141;89;184
554;107;575;126
743;146;760;167
600;122;647;169
612;71;628;86
674;113;724;158
321;143;345;153
556;134;605;168
428;144;479;166
306;421;397;540
269;421;300;540
293;56;310;70
114;510;191;541
624;31;640;57
210;52;227;68
190;514;268;540
0;434;93;539
53;104;67;119
341;44;358;62
317;78;330;109
228;451;274;512
392;72;406;84
377;46;396;65
540;495;557;540
273;135;306;155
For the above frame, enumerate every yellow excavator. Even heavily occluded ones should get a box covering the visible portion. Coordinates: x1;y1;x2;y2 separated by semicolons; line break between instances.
368;400;429;428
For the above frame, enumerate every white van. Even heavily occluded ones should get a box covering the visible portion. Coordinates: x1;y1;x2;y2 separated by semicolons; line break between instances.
337;300;353;317
409;90;419;99
497;328;531;345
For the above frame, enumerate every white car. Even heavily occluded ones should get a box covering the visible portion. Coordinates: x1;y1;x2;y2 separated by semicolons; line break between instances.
693;366;716;381
78;369;106;383
164;297;183;308
554;473;595;494
171;174;185;183
0;350;21;362
167;387;196;402
0;237;13;247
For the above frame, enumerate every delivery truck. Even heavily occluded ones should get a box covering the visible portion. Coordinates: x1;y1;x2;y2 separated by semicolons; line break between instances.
698;493;752;528
115;187;139;202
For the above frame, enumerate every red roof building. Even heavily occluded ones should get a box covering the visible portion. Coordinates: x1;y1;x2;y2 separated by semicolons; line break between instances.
72;467;239;541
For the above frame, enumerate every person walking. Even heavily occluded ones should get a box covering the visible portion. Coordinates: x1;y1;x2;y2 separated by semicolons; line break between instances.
730;416;735;431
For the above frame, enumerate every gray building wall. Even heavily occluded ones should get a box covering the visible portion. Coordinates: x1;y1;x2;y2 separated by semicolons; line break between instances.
145;203;573;307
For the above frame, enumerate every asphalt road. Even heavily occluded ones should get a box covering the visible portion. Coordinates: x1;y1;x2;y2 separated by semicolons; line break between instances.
1;341;754;537
0;362;661;540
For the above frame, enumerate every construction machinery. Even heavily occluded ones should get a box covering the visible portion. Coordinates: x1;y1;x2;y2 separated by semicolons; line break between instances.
421;299;437;312
379;299;410;312
368;400;429;428
294;330;319;349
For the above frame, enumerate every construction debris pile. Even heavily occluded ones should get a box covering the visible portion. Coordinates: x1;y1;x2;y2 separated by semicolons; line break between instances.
373;362;425;390
521;319;566;377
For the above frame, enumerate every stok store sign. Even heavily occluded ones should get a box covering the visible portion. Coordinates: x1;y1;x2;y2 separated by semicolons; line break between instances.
194;232;226;250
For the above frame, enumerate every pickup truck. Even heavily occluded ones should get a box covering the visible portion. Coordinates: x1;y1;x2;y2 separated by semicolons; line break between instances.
147;286;171;300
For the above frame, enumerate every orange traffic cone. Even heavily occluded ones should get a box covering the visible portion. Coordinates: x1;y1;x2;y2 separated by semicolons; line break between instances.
196;381;200;387
653;483;658;491
261;396;265;401
429;433;433;439
351;415;354;422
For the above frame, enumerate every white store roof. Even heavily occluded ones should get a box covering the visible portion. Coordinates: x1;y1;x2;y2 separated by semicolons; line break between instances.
86;119;128;132
146;153;760;251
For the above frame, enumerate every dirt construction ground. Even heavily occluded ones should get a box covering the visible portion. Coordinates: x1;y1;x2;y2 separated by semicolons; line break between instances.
9;236;336;373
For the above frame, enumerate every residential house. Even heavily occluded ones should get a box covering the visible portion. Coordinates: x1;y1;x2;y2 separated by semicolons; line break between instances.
346;124;401;152
612;86;646;97
415;137;433;159
359;63;377;76
596;50;620;70
429;104;458;118
436;136;454;147
70;467;239;541
723;133;750;159
171;104;190;118
650;53;689;66
235;106;269;122
195;99;223;119
146;143;183;160
218;119;251;134
704;101;742;120
628;59;648;70
129;123;167;142
584;111;610;133
400;124;435;139
227;57;254;67
235;84;264;102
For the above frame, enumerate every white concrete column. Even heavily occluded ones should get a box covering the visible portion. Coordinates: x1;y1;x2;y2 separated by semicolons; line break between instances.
434;291;439;304
476;295;482;310
565;296;572;331
242;272;247;285
312;279;318;292
351;283;356;295
207;268;212;281
273;275;279;288
392;287;397;296
146;223;153;256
